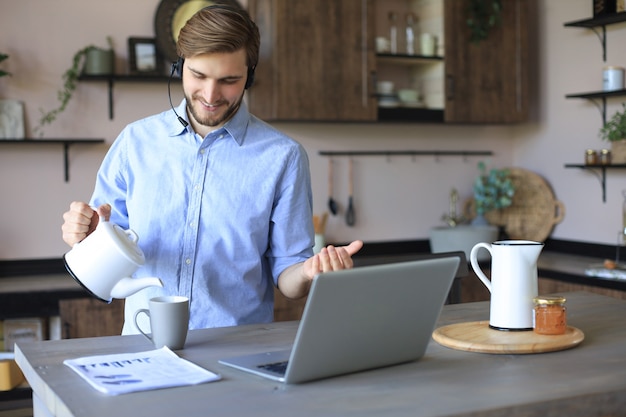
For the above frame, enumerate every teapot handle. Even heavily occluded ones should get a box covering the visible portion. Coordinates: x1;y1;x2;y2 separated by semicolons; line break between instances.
470;242;493;293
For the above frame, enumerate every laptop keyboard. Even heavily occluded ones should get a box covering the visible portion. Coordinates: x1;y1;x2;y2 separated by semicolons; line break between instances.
258;361;289;375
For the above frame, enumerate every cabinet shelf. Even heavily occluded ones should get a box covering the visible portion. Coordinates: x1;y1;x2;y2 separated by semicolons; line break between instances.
79;74;175;120
376;53;444;65
0;138;105;182
564;163;626;202
377;107;444;122
375;53;444;122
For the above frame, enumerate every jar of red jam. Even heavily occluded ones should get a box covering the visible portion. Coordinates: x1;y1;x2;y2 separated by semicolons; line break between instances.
533;296;567;335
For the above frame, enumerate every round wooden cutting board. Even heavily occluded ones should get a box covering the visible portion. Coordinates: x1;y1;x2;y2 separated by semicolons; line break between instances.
432;321;585;354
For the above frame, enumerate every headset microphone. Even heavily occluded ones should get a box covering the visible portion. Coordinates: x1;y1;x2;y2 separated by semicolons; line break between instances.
168;60;188;128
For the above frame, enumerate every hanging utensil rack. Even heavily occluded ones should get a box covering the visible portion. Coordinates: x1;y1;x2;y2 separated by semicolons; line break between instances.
318;150;493;158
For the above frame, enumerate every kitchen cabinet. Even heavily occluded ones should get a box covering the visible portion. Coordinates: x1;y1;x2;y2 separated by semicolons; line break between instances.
443;0;530;123
248;0;377;122
247;0;531;124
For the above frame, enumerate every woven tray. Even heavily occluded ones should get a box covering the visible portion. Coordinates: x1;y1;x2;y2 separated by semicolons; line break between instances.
465;168;565;242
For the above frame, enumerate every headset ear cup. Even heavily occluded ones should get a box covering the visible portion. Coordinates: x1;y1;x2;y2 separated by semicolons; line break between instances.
173;57;184;77
245;66;256;89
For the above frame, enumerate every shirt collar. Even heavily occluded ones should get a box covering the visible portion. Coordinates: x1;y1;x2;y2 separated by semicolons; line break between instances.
167;99;250;146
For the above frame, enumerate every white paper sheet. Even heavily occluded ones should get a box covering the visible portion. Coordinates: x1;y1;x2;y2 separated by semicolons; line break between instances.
63;346;221;395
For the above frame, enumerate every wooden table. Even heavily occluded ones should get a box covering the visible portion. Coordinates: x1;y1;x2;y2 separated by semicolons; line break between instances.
15;291;626;417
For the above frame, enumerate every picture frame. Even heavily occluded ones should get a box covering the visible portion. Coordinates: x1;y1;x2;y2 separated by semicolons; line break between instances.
128;37;163;75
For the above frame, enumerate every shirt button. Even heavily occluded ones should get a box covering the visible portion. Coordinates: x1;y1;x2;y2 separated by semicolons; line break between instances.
199;149;205;155
185;258;191;265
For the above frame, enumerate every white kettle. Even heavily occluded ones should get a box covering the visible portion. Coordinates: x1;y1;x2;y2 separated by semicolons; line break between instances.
63;219;163;303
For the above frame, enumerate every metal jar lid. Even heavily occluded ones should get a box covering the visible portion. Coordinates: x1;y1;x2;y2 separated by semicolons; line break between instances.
533;295;566;305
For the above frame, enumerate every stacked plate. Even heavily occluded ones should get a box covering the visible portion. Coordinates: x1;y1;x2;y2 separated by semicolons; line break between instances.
378;94;400;108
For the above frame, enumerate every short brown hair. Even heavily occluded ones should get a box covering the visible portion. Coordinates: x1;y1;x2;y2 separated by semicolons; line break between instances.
176;5;260;70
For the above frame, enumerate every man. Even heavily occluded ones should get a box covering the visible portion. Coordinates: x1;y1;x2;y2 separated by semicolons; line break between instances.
61;5;362;334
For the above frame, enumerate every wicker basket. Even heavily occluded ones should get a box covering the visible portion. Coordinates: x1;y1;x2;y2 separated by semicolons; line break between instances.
464;168;565;242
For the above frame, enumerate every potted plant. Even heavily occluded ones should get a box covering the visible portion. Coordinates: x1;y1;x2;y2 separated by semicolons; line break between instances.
0;53;26;140
466;0;503;43
0;53;11;78
429;162;514;261
34;37;114;136
598;103;626;163
472;161;515;224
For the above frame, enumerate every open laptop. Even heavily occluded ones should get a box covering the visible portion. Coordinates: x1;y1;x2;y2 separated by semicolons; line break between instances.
218;254;461;384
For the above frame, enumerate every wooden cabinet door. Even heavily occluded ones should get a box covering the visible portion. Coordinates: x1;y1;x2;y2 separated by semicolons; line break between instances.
444;0;530;123
248;0;377;121
59;298;124;338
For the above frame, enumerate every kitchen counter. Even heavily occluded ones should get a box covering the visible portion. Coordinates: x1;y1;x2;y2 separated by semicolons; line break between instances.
538;251;626;292
15;291;626;417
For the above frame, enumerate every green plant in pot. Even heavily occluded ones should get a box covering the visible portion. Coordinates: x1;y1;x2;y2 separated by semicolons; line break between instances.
0;53;11;78
472;161;515;225
466;0;503;43
34;37;114;136
599;103;626;164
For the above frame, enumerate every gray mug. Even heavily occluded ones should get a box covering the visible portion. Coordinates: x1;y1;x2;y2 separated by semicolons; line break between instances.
134;296;189;350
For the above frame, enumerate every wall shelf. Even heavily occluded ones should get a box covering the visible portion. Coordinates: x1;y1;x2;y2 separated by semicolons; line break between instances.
564;13;626;61
0;139;105;182
319;150;492;158
565;89;626;124
564;13;626;123
564;163;626;202
79;74;174;119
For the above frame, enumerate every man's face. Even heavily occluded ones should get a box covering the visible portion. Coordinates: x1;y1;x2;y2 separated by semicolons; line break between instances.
182;49;248;135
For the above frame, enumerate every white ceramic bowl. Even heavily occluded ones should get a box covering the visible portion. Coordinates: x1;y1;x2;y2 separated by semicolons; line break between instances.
376;81;394;95
397;89;419;103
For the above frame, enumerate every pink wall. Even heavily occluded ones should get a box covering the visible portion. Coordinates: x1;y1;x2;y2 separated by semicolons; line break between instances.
0;0;623;259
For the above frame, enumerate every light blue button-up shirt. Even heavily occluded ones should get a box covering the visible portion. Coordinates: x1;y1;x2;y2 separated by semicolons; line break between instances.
90;101;314;334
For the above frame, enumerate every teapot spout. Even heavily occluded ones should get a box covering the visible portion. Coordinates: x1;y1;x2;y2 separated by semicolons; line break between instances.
110;277;163;299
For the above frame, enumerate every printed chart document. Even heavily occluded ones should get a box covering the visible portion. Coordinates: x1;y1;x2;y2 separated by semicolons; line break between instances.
64;346;221;395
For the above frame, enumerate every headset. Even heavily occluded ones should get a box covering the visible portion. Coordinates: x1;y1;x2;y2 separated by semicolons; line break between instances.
168;4;257;127
171;57;255;89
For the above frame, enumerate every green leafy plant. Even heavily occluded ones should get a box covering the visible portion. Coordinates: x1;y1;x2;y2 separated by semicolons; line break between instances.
34;37;113;136
473;161;515;215
0;53;11;77
599;103;626;142
466;0;503;43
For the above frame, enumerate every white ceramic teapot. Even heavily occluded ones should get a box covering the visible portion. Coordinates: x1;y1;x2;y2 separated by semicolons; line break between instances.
63;218;163;302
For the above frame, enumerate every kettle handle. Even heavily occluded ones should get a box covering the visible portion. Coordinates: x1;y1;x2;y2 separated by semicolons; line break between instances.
125;229;139;243
470;242;492;293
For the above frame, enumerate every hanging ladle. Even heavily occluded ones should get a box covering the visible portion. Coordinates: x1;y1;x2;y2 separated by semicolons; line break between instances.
328;158;338;215
345;158;355;227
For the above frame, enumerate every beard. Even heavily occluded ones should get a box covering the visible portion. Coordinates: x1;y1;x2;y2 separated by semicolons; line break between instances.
184;91;243;128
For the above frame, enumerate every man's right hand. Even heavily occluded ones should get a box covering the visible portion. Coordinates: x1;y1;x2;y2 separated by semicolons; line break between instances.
61;202;111;247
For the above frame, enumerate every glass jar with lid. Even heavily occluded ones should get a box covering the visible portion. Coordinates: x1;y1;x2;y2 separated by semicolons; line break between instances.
533;296;567;335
